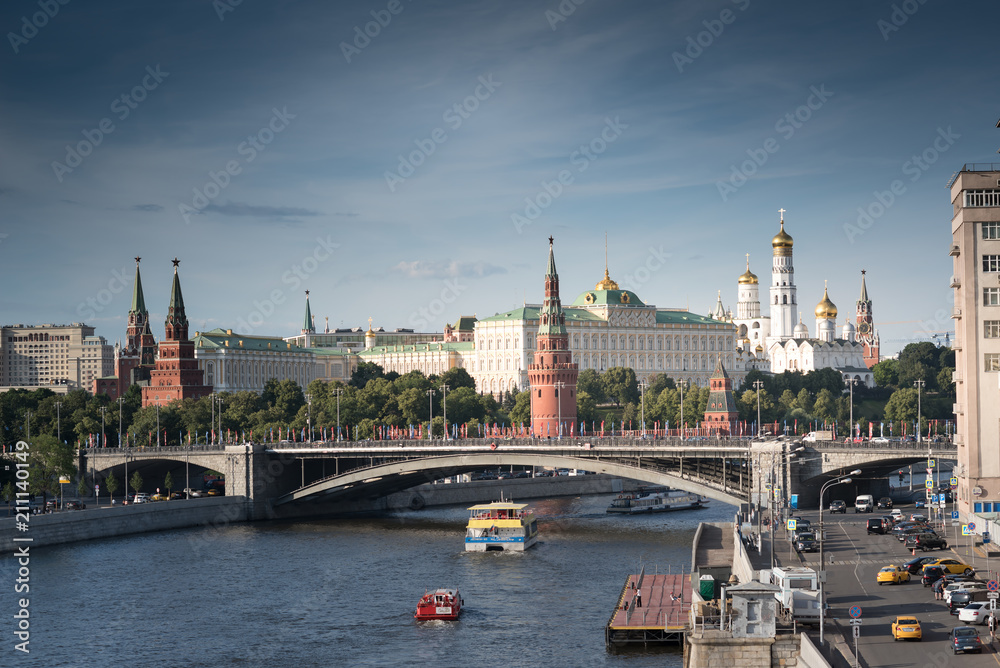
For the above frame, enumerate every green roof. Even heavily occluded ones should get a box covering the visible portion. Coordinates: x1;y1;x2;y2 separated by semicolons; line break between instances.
130;261;147;315
655;310;729;326
570;289;645;307
479;306;604;323
451;316;477;331
306;347;354;357
194;328;308;353
358;341;474;356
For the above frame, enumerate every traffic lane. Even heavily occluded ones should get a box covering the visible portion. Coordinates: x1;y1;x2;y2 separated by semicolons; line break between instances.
821;518;1000;667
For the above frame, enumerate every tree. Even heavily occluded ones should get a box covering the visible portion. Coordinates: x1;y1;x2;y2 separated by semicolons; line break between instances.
576;390;597;424
576;369;605;404
621;401;639;427
872;359;899;388
884;388;918;425
602;367;639;406
350;361;385;389
398;387;429;424
77;474;90;500
439;367;476;391
778;389;797;415
130;471;143;496
812;389;837;422
510;391;532;425
794;388;814;415
26;434;76;502
105;472;119;504
937;366;955;396
164;471;174;496
897;342;939;389
645;373;675;396
2;481;14;515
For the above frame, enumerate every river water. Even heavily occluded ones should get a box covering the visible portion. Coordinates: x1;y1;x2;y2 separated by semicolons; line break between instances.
6;493;736;667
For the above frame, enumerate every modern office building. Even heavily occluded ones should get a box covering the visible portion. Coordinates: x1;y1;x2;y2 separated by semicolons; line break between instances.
1;323;112;392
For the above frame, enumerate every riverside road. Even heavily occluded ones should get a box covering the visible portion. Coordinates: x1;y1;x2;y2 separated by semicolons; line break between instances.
772;504;1000;667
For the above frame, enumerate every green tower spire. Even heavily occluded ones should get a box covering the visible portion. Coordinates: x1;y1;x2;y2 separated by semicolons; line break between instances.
303;291;315;333
130;256;147;315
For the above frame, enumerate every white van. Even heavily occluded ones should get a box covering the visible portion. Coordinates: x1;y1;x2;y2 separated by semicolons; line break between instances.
854;494;874;513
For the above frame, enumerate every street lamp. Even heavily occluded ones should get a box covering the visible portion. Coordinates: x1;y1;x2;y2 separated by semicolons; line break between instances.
305;393;312;442
117;397;124;448
844;376;858;442
679;380;689;439
441;384;449;441
753;380;764;438
427;389;436;440
819;469;861;647
555;381;564;438
155;404;160;447
333;387;343;441
639;378;648;438
55;401;62;443
100;407;106;448
914;379;925;444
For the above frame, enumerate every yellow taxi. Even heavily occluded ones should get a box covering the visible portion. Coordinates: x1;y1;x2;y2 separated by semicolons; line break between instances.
891;616;922;641
150;493;170;502
926;558;974;576
877;565;910;585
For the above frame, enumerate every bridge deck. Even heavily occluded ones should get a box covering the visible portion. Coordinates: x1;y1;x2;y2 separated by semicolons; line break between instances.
695;523;733;567
606;572;691;644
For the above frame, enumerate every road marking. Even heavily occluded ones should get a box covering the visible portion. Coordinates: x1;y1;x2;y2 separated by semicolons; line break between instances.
838;523;871;597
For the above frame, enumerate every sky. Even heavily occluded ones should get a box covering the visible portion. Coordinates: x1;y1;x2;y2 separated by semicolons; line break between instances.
1;0;998;356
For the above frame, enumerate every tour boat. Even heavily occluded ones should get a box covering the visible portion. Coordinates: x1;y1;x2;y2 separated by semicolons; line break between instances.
414;588;463;621
465;500;538;551
606;487;708;514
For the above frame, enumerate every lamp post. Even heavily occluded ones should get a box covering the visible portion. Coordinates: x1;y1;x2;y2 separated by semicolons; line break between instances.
117;397;124;448
753;380;764;438
914;379;925;444
639;378;648;438
819;469;861;647
555;381;564;438
155;404;160;447
845;376;858;442
441;384;449;441
55;401;62;443
427;389;436;440
333;388;343;441
305;393;312;442
100;407;106;449
679;380;688;439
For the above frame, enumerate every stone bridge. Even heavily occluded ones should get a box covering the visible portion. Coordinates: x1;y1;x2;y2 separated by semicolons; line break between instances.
80;437;956;517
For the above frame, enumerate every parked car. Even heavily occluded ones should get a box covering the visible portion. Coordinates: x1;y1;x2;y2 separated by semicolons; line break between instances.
132;493;150;504
188;489;205;498
915;499;927;509
906;533;948;551
891;616;922;641
933;575;977;598
64;500;85;510
788;517;811;531
944;582;988;606
950;589;989;613
877;497;893;510
958;602;991;625
927;559;975;576
922;565;946;586
169;491;187;500
902;556;939;574
830;500;847;514
206;488;222;496
951;626;984;654
878;565;911;585
910;513;928;523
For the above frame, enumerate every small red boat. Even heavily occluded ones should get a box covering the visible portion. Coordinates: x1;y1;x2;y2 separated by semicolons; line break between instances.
414;588;463;621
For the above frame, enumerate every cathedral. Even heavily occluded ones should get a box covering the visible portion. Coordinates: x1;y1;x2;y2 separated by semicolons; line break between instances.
717;211;878;386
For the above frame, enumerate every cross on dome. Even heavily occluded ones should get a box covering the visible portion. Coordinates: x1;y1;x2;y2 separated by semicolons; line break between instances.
778;208;786;220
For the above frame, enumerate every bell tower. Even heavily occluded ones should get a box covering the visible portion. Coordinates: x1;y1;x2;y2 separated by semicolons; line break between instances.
856;270;880;368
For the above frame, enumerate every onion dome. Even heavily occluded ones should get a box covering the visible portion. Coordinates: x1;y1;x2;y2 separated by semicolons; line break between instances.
771;217;793;249
793;316;809;339
754;344;763;354
738;255;758;285
814;283;837;319
595;268;619;291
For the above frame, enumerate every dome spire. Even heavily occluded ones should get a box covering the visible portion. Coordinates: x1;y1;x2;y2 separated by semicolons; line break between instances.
815;280;838;319
738;252;758;285
771;209;793;249
595;231;619;290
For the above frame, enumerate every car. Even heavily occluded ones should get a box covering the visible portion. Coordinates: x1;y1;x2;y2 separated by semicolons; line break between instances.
132;493;150;504
950;589;989;613
910;513;928;523
169;491;187;500
908;533;948;551
915;499;927;509
830;500;847;514
890;508;903;521
896;525;934;541
788;517;812;531
952;626;983;653
892;616;922;641
877;497;893;510
796;532;818;552
944;582;988;606
867;518;888;535
63;500;85;510
878;565;911;585
922;565;946;586
927;559;975;576
872;436;890;444
150;493;170;502
903;556;939;574
958;602;991;625
934;574;977;597
206;488;221;496
188;489;205;497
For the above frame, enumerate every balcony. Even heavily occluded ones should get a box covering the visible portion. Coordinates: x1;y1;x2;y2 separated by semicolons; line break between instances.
950;276;961;288
952;307;963;319
950;245;961;257
952;370;963;383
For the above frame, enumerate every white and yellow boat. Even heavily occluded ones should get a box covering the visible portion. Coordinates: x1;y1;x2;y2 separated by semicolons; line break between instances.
465;501;538;552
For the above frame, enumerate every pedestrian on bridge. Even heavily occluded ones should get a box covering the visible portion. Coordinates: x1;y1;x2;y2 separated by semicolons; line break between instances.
635;588;642;608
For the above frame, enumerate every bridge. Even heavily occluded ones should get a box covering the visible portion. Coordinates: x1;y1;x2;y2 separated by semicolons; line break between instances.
80;437;956;518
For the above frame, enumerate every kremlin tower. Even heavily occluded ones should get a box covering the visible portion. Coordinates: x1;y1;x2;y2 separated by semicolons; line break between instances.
142;259;213;408
111;257;157;397
703;356;739;435
528;237;578;437
856;270;880;368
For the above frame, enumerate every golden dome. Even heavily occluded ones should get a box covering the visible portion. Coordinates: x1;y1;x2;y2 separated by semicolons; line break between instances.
771;217;793;249
738;255;758;285
815;283;837;319
365;316;376;338
595;268;619;291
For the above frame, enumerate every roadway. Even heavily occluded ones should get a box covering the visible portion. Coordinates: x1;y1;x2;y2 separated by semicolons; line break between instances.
771;503;1000;667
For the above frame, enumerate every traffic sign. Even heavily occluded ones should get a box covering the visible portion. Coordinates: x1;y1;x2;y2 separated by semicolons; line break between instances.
962;524;971;536
849;605;862;619
849;618;863;625
931;494;939;504
991;599;997;611
928;459;936;468
925;479;934;489
951;476;959;486
952;511;960;520
970;522;977;532
852;625;860;639
988;580;999;593
787;519;797;531
988;592;999;600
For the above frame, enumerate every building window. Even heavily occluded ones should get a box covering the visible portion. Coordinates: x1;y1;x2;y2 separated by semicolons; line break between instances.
985;222;1000;240
985;288;1000;306
986;321;1000;338
966;190;1000;208
984;255;1000;272
986;353;1000;372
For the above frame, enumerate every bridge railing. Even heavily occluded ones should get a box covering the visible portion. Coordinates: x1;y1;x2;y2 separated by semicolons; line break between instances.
82;444;229;454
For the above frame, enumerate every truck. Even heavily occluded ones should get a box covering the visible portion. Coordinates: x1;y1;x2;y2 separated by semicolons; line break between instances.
770;566;822;623
802;431;834;443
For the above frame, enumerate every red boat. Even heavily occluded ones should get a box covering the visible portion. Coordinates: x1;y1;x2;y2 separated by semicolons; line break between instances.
414;588;463;621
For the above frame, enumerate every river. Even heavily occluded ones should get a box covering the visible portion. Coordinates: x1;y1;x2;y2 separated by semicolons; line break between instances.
5;492;736;667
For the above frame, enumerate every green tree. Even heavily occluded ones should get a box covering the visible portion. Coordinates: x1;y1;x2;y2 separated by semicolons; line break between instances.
897;342;940;389
26;434;76;502
398;387;429;424
130;471;143;496
2;481;14;514
394;370;432;392
509;391;532;426
794;388;814;415
105;471;119;504
164;471;174;496
350;361;385;389
884;387;918;425
812;389;837;422
778;389;797;415
937;366;955;396
602;367;639;406
872;359;899;388
576;369;605;404
77;474;90;500
439;367;476;391
576;390;597;424
622;401;639;427
645;373;674;397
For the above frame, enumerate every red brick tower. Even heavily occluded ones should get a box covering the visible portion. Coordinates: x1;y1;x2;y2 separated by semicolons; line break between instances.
855;270;880;368
142;259;213;407
528;237;578;437
116;257;157;394
703;356;739;435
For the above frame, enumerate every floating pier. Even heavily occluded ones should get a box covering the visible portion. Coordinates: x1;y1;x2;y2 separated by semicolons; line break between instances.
605;566;691;646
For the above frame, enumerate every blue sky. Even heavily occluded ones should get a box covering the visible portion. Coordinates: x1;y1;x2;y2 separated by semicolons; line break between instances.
1;0;997;355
